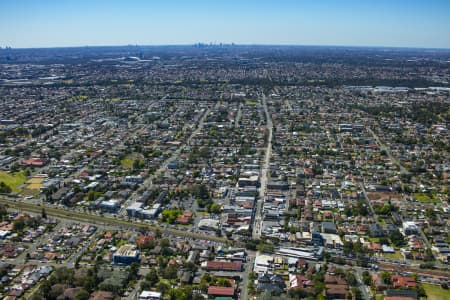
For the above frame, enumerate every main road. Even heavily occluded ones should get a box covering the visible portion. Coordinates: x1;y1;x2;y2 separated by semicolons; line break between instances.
252;94;273;239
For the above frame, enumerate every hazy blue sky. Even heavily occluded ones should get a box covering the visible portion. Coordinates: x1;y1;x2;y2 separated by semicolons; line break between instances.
1;0;450;48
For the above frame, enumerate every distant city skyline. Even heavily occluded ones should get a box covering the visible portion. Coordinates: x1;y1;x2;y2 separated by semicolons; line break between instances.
1;0;450;49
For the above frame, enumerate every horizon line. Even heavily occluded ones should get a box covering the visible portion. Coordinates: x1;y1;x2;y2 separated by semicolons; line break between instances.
2;43;450;51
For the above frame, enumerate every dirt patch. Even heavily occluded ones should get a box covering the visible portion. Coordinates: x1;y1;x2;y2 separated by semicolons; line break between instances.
26;177;44;190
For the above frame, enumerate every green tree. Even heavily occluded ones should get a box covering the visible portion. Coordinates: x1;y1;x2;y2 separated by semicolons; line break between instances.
161;209;182;224
133;159;141;170
160;238;170;248
380;272;392;285
163;265;178;280
74;290;90;300
13;218;25;232
0;182;12;194
362;271;372;286
87;190;96;201
389;230;405;247
185;262;197;272
198;280;209;293
209;203;222;214
156;281;170;295
144;267;159;286
128;262;140;281
247;281;256;295
141;281;152;291
39;279;52;299
351;287;361;299
346;272;357;286
49;284;65;300
190;184;210;200
217;278;232;287
0;204;8;221
83;275;97;293
168;288;186;300
257;242;274;253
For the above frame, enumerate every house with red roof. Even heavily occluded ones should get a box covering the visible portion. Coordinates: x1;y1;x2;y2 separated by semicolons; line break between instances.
207;286;235;298
137;235;154;247
20;158;49;167
176;212;194;224
392;275;417;288
201;261;243;272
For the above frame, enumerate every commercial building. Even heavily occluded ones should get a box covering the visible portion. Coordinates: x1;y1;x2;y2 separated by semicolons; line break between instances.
275;247;324;261
207;286;235;298
139;291;162;300
113;244;140;265
201;261;243;272
198;219;220;230
403;221;419;235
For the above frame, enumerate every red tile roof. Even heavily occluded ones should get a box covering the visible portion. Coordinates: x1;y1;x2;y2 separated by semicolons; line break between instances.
207;286;235;296
137;235;154;246
175;216;191;224
392;275;417;288
21;158;49;167
205;261;243;271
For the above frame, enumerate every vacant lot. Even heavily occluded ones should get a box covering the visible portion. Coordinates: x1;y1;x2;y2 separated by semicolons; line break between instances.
120;152;145;169
414;193;440;203
245;100;258;105
0;171;27;193
422;283;450;300
26;177;44;190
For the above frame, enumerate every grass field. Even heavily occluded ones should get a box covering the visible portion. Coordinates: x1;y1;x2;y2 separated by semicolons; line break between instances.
383;250;404;260
120;158;134;169
0;171;27;193
26;177;44;190
422;283;450;300
414;193;441;203
245;100;258;105
120;152;144;169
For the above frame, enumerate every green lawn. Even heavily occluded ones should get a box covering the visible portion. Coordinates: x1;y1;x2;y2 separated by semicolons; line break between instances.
422;283;450;300
414;193;441;203
0;171;27;193
245;100;258;105
83;191;103;202
120;153;144;169
383;250;404;260
120;158;134;169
